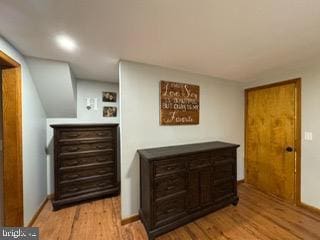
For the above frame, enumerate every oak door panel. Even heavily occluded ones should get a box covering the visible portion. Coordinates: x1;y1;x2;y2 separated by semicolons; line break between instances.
246;83;296;202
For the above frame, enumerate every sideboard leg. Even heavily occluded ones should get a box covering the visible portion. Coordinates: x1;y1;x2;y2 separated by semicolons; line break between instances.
232;197;239;206
148;233;155;240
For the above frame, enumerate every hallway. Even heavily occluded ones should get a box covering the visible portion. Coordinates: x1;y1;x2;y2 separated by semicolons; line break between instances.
32;184;320;240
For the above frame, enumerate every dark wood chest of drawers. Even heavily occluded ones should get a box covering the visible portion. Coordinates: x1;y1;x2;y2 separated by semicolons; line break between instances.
138;141;240;239
51;124;120;210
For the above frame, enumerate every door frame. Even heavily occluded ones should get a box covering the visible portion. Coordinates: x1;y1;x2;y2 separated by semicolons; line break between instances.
244;78;301;205
0;50;23;226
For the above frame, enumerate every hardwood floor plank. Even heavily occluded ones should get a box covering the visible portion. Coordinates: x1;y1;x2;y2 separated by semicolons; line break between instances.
228;202;301;240
239;188;320;239
193;218;230;240
57;206;78;240
160;227;193;240
69;202;91;240
183;222;211;240
204;209;263;240
220;208;274;240
240;184;320;221
32;184;320;240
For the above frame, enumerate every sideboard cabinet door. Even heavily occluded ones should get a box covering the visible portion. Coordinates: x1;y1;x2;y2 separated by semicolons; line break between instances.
187;167;213;211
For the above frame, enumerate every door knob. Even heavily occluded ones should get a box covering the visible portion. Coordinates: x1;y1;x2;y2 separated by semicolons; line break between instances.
286;146;294;152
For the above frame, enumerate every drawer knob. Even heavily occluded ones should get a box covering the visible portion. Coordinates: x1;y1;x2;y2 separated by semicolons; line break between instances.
68;133;79;137
96;145;105;149
97;170;107;174
67;160;79;166
166;185;175;190
67;174;80;179
98;182;108;187
68;187;79;192
166;208;175;214
68;146;80;152
96;158;105;162
97;132;107;136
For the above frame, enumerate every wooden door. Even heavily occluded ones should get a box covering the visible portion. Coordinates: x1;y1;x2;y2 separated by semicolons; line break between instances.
0;51;23;226
245;80;300;202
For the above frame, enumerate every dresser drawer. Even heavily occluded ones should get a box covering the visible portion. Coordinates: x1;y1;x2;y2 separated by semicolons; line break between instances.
214;160;234;180
154;159;186;177
59;128;114;141
154;193;187;227
59;177;115;199
213;179;235;202
189;152;211;170
59;153;114;168
60;141;113;154
59;164;114;183
154;173;186;199
212;149;236;162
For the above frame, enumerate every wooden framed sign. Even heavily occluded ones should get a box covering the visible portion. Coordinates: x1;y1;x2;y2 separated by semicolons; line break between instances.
160;81;199;125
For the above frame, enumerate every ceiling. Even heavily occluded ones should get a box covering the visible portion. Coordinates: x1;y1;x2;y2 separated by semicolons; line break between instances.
1;0;320;82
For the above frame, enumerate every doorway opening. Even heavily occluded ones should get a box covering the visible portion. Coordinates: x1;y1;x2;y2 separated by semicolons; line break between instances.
245;79;301;204
0;50;23;226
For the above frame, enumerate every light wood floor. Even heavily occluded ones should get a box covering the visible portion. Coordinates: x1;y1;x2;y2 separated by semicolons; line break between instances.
33;184;320;239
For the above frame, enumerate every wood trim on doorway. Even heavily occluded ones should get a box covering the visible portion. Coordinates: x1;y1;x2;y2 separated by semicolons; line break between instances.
244;78;301;205
0;50;23;226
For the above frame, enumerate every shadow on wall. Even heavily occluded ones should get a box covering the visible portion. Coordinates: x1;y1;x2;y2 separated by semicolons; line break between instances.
47;138;54;194
117;128;121;183
126;151;140;216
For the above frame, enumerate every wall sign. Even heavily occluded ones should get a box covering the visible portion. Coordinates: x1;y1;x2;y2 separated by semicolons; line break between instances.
160;81;199;125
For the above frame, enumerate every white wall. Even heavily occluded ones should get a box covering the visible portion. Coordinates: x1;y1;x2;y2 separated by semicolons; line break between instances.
77;79;119;123
26;57;77;118
245;57;320;209
46;79;119;194
119;61;244;218
0;37;47;225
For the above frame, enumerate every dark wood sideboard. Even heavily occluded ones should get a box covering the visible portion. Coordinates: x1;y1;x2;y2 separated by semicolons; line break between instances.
51;124;120;210
138;141;240;239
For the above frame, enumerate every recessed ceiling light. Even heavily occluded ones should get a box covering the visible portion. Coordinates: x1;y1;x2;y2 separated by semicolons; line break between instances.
55;34;77;52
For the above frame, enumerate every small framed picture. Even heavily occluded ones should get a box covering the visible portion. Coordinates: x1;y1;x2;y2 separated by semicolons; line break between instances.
103;92;117;102
103;106;117;117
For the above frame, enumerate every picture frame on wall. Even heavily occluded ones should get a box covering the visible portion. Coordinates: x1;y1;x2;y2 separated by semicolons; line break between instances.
102;91;117;102
103;106;117;117
160;80;199;125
